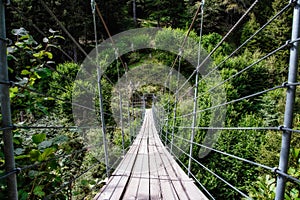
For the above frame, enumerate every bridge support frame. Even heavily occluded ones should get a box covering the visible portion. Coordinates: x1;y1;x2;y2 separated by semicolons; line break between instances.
0;0;18;199
275;0;300;199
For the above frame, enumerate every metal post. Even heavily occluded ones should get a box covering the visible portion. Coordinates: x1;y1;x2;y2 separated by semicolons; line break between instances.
171;51;182;153
165;82;171;146
119;92;125;156
132;97;135;140
127;101;132;144
0;1;18;199
142;95;146;118
133;0;137;26
188;69;199;176
275;1;300;199
97;68;110;178
92;0;110;178
170;97;177;153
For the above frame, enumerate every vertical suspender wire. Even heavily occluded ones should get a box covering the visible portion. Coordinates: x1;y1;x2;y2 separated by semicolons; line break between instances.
275;1;300;199
115;49;126;156
132;88;136;140
119;85;125;156
91;0;110;178
188;0;205;177
165;79;172;146
0;1;18;199
127;100;132;143
164;81;170;145
142;94;146;118
170;49;182;153
126;72;132;144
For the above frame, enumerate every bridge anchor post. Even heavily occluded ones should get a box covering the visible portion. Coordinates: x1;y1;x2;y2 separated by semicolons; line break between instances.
275;1;300;199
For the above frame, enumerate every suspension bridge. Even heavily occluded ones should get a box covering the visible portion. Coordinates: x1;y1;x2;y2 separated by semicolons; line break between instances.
94;109;208;200
1;0;300;200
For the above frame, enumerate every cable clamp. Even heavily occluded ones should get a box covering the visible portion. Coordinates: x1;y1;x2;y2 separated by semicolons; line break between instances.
278;125;285;131
282;82;289;88
285;40;293;48
272;167;279;174
9;81;15;87
11;125;17;130
290;0;298;6
91;0;96;14
15;168;21;174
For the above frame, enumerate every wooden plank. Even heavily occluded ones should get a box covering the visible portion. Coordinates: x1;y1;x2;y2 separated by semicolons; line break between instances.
94;114;149;200
137;139;150;199
94;142;140;199
109;116;150;199
153;143;179;200
94;109;208;200
157;147;190;200
122;152;144;198
149;145;162;200
153;128;208;200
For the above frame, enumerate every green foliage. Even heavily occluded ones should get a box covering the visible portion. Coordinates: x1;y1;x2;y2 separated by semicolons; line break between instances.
0;115;86;199
248;147;300;199
7;28;64;121
48;62;79;118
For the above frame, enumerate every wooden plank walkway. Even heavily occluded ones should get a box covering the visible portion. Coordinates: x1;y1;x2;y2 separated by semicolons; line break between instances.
94;109;208;200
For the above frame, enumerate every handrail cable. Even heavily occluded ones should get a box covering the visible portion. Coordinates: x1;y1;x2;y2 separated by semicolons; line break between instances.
172;134;273;171
193;1;293;88
163;134;251;199
175;126;279;131
166;1;292;104
174;0;259;97
194;39;297;101
159;115;300;186
175;84;285;119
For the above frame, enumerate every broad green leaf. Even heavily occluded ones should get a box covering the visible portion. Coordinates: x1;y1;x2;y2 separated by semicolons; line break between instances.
7;54;18;61
13;138;21;145
9;87;18;98
15;42;24;48
44;51;53;59
34;72;41;79
15;155;30;160
18;189;29;200
21;69;31;75
29;149;41;161
38;147;55;161
33;52;42;58
81;180;88;186
32;133;46;144
33;185;45;197
54;35;65;40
